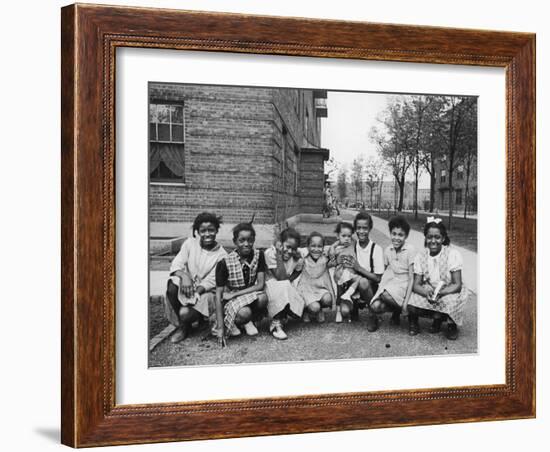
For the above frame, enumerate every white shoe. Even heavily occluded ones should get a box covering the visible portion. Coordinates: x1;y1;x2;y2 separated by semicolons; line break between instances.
243;321;258;336
335;310;343;323
340;289;353;302
303;311;311;323
270;321;288;340
317;310;326;323
229;324;241;337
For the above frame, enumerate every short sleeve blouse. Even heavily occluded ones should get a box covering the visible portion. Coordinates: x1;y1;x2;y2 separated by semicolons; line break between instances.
413;246;463;284
384;243;415;275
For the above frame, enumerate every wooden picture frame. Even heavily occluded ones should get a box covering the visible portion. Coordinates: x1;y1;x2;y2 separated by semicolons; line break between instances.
61;3;535;447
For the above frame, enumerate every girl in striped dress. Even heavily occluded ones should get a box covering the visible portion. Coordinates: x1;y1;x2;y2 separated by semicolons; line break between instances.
407;218;470;339
214;223;268;346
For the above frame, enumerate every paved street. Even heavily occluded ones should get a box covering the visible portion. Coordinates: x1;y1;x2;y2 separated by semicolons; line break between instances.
149;209;478;367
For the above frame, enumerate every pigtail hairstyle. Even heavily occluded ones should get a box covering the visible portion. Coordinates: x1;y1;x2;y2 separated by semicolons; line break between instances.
232;222;256;241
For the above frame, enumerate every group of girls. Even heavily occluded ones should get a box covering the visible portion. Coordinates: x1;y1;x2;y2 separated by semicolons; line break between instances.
164;210;470;347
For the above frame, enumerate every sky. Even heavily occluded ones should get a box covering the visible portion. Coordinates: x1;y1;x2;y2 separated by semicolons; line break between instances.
320;90;429;188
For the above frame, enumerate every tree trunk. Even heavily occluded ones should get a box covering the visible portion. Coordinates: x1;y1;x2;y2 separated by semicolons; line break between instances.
464;161;471;219
378;181;383;215
414;158;419;219
370;186;373;210
464;169;470;218
429;171;436;212
447;158;454;230
397;177;405;212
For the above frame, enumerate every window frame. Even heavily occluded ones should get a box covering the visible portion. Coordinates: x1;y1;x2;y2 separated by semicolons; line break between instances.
149;102;185;144
149;101;186;184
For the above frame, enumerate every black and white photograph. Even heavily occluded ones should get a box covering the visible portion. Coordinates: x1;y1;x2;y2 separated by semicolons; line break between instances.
147;82;478;367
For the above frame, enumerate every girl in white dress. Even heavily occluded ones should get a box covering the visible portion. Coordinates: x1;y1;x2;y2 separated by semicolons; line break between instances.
264;228;306;340
407;218;470;339
165;212;227;343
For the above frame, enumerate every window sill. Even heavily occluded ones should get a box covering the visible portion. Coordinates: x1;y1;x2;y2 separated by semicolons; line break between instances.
150;182;187;187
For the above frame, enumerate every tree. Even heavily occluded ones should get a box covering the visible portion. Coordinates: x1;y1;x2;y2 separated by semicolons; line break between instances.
336;165;348;202
419;98;447;212
371;99;414;212
364;156;384;210
458;100;477;218
350;156;365;204
434;96;477;229
407;96;433;218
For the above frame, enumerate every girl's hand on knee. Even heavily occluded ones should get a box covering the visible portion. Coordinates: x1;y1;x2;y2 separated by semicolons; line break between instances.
179;273;194;297
223;292;234;301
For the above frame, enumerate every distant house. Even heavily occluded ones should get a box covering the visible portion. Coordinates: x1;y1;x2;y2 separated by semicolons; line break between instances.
434;154;478;214
148;83;329;243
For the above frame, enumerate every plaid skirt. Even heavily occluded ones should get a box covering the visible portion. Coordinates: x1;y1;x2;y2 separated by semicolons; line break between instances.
408;283;470;326
223;291;264;336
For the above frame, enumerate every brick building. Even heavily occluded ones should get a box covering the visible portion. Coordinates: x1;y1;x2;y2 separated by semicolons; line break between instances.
345;180;430;211
434;155;478;214
148;83;329;244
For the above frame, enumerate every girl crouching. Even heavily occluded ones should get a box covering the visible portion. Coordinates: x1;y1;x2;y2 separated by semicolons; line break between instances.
407;218;470;339
214;223;268;346
296;232;334;323
265;228;306;340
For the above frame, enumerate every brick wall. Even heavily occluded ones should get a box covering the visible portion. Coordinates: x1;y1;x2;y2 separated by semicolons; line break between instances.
149;83;326;229
299;152;326;213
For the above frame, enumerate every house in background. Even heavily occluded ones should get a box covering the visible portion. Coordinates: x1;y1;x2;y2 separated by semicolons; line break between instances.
148;83;329;250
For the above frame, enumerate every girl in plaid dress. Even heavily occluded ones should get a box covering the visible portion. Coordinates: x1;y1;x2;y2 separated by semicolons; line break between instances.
214;223;268;345
407;218;470;339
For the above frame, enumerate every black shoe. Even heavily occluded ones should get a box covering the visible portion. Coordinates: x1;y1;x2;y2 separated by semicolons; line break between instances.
429;318;443;334
170;324;189;343
408;318;420;336
350;304;360;322
390;310;401;326
366;314;379;332
446;322;458;340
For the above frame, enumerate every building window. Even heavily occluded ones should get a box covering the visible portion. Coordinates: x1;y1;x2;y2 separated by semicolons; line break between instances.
440;169;447;183
149;104;184;143
456;189;463;205
457;164;464;180
149;103;185;182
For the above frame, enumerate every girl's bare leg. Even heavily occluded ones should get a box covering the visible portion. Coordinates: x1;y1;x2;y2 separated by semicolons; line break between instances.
170;306;201;343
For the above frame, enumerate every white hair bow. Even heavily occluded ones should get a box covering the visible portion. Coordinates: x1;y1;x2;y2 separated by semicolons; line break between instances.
427;216;442;224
